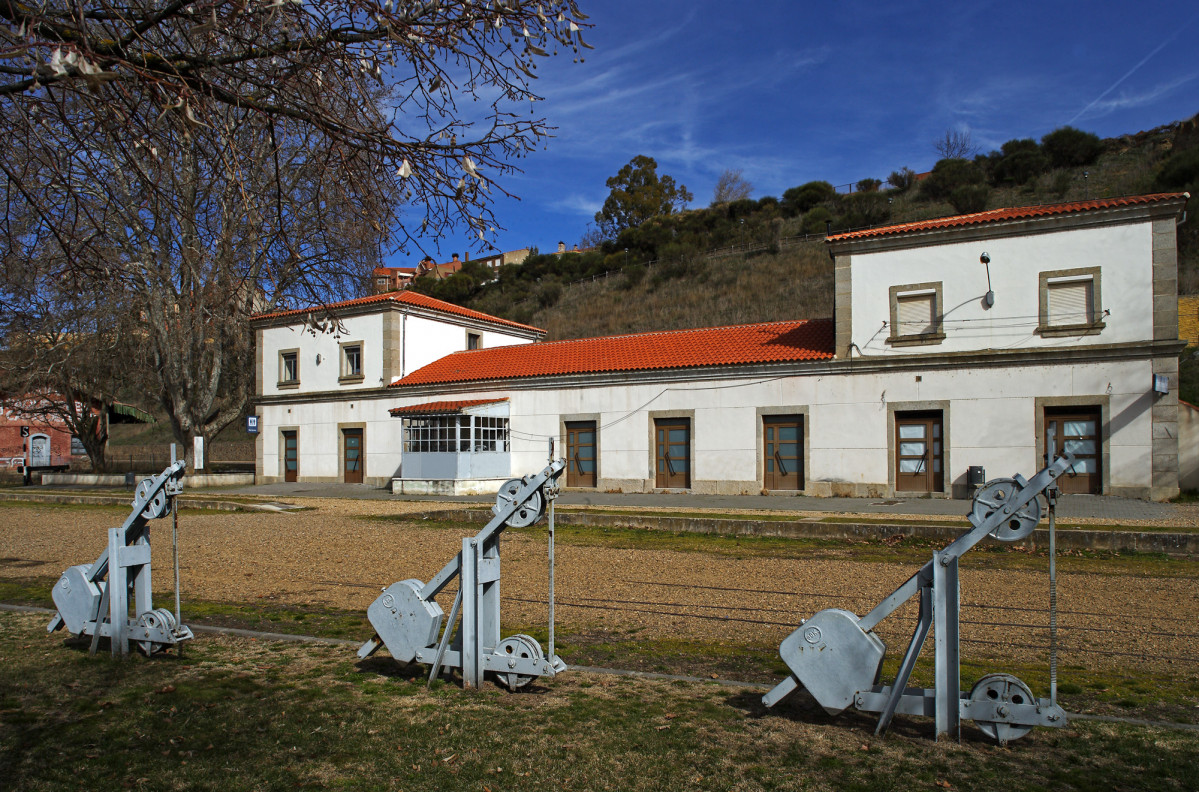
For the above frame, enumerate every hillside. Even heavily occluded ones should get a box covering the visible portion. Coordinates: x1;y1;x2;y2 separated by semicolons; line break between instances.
482;241;832;341
415;114;1199;341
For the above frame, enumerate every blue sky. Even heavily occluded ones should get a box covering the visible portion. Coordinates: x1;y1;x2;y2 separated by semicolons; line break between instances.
394;0;1199;265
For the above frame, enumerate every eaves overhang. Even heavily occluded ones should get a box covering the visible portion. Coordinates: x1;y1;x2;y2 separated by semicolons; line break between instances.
827;193;1190;257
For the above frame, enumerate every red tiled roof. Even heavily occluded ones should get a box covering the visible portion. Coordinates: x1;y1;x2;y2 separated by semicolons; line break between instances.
388;398;508;416
251;290;544;334
372;266;416;276
827;192;1189;242
392;318;835;387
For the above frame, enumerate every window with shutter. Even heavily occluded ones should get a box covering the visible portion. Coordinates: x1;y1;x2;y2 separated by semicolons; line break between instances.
887;282;944;346
1037;267;1104;337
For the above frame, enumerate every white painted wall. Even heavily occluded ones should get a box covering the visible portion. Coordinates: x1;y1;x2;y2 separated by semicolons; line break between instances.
260;313;385;396
382;356;1155;496
397;315;531;381
850;222;1153;355
259;397;404;484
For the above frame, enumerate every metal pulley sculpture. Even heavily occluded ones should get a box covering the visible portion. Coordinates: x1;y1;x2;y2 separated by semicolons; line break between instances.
764;454;1074;743
48;460;194;656
359;457;567;691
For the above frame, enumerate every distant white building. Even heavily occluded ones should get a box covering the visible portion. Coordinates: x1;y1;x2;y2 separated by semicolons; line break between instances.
254;193;1190;500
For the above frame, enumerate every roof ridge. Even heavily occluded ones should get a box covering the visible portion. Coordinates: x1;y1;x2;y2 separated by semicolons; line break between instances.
451;316;831;352
250;289;544;333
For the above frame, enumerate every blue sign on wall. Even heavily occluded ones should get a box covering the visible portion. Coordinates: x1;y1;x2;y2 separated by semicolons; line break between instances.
246;415;259;434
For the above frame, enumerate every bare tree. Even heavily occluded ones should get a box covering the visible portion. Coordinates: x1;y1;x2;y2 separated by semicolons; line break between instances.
934;128;979;161
1;1;591;468
0;271;137;471
711;169;753;205
578;222;607;249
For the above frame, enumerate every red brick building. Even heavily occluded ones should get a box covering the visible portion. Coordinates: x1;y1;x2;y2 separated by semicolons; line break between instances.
0;399;80;469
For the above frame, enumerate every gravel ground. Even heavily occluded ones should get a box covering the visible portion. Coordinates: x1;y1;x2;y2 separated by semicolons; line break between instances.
2;497;1197;679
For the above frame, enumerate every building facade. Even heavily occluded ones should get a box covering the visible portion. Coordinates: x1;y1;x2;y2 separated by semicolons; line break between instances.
251;290;544;487
254;193;1190;500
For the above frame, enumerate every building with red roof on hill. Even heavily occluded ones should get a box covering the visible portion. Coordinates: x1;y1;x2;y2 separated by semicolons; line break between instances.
252;193;1192;499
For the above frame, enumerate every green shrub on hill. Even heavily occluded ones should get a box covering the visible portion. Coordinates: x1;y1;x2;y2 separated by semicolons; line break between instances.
888;167;917;192
1042;126;1104;169
1155;146;1199;192
949;183;991;214
782;180;836;216
988;138;1049;186
920;158;985;201
839;191;892;230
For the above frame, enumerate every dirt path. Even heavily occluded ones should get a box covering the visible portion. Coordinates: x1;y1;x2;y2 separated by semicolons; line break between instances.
2;497;1196;677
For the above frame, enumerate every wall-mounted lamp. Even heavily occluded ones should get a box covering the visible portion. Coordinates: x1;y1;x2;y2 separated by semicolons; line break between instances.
315;353;322;365
980;252;994;308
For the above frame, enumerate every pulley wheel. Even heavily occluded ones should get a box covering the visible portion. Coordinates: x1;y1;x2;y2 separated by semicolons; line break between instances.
495;634;544;691
971;478;1041;542
969;673;1036;743
135;608;178;655
495;478;545;528
135;479;169;520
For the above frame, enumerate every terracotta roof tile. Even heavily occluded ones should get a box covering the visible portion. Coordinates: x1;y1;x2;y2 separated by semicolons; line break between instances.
392;318;834;387
251;290;543;334
388;398;508;416
827;192;1189;242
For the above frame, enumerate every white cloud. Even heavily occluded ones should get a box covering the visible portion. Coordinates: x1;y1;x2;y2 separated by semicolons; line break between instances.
1073;73;1199;121
555;192;604;217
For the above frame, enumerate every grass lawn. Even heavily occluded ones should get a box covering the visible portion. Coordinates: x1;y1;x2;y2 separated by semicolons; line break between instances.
3;610;1198;792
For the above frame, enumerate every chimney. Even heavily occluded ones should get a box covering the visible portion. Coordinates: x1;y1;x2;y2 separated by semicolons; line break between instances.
557;241;566;254
452;253;460;262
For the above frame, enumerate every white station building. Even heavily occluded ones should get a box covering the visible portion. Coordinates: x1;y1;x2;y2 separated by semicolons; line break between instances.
252;193;1191;500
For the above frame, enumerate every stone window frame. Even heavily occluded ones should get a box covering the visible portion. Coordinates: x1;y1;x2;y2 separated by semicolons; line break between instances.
339;340;365;384
277;348;300;389
1036;266;1105;337
885;400;951;497
466;330;483;351
755;406;810;493
560;413;601;489
647;409;695;491
887;281;946;347
1034;395;1110;494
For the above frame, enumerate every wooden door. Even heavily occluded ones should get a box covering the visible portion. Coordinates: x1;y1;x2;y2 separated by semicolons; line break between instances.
283;430;298;482
895;412;943;493
565;421;597;487
1045;408;1101;494
763;416;803;491
343;429;363;484
654;418;690;489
